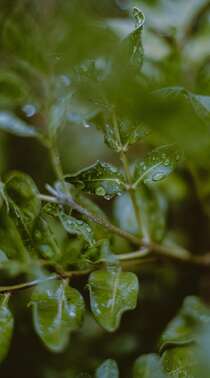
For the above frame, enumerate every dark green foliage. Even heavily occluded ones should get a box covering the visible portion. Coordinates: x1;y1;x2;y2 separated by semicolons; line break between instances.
0;1;210;377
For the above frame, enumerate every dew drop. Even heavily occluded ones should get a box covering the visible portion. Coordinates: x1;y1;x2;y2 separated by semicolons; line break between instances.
96;187;106;196
22;104;37;118
152;172;164;181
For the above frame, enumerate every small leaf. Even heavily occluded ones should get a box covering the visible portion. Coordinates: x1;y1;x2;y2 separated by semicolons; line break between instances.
48;93;72;139
33;213;63;260
0;296;14;363
103;120;149;152
31;281;85;353
59;211;95;246
88;270;139;332
0;112;38;137
66;161;126;199
133;354;166;378
96;359;119;378
5;171;41;233
133;145;182;187
126;7;145;68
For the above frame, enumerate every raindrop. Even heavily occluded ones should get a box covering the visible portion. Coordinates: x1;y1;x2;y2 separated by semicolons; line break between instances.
83;121;91;128
96;187;106;196
152;172;164;181
164;159;170;166
22;104;37;118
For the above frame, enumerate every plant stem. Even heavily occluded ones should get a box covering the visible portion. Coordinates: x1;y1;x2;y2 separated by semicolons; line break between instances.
50;141;64;182
39;193;141;246
112;111;148;242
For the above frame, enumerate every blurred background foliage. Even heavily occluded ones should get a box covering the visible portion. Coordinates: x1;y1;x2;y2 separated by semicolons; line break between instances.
1;0;210;377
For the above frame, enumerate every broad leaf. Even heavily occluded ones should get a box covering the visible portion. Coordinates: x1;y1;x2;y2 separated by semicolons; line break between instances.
88;270;139;332
59;211;95;246
114;186;167;242
0;296;14;363
66;161;126;199
159;296;210;353
133;354;166;378
0;112;38;137
5;171;41;233
133;145;182;187
95;359;119;378
161;345;198;378
31;281;85;353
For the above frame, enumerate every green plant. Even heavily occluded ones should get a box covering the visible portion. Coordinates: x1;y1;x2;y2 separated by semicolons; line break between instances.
1;0;210;377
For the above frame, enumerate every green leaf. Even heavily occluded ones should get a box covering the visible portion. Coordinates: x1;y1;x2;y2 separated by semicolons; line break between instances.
88;270;139;332
33;213;62;260
31;281;85;353
161;345;198;378
126;7;145;68
133;354;166;378
95;359;119;378
0;210;28;262
5;171;41;233
77;195;109;240
66;161;126;199
159;296;210;353
59;211;95;246
0;296;14;364
114;186;167;242
0;112;38;137
48;93;72;139
103;120;149;153
133;145;182;187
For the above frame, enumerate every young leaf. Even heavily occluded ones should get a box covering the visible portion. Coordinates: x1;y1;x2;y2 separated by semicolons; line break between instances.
31;281;85;353
95;359;119;378
0;296;14;364
5;171;41;232
133;354;166;378
66;161;126;199
59;211;95;246
126;7;145;68
0;112;38;137
103;120;149;153
133;145;182;187
88;270;139;332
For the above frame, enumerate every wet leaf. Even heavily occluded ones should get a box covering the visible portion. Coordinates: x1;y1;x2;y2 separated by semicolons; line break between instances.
133;354;166;378
31;281;85;353
125;7;145;68
0;112;38;137
88;270;139;332
103;120;149;153
66;161;126;199
59;211;95;246
133;145;182;187
0;296;14;364
95;359;119;378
